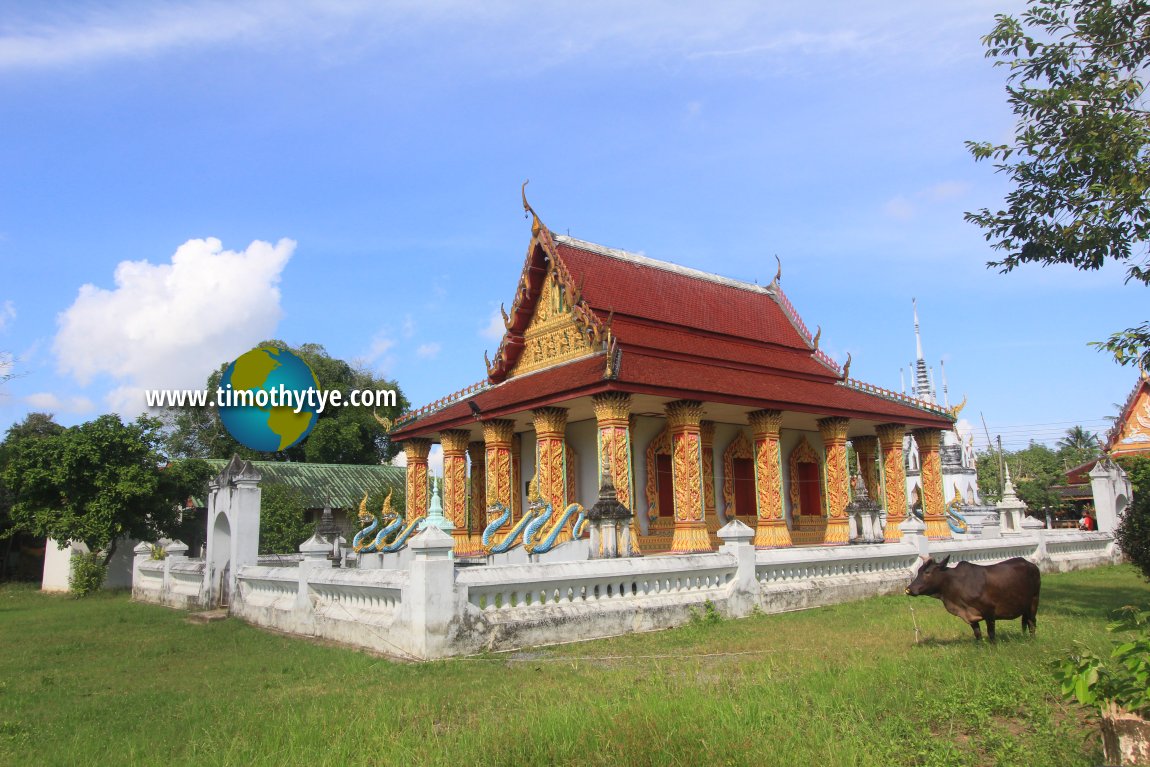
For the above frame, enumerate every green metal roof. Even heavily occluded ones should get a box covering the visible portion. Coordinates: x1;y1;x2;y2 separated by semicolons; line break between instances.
199;459;405;509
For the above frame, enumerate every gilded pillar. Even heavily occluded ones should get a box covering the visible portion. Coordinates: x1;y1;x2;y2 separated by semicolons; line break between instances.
875;424;908;540
533;407;571;545
701;421;717;527
914;428;951;540
748;409;790;548
817;417;851;544
402;438;432;521
440;430;478;555
512;433;523;522
852;436;880;499
665;400;711;553
483;420;515;526
592;393;634;508
467;441;486;535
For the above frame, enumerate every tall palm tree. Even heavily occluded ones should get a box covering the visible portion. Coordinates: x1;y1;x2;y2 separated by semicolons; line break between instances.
1058;425;1100;452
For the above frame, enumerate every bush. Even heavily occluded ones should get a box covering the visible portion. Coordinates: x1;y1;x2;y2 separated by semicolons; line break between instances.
259;483;314;555
1116;456;1150;581
68;551;107;597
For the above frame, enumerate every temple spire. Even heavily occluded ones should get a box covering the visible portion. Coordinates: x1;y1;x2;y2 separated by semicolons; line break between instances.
912;298;934;404
940;359;950;409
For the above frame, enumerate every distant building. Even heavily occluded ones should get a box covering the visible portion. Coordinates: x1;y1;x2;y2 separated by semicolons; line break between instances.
901;300;979;513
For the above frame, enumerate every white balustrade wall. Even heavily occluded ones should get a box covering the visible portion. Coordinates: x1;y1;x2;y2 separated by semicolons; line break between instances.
133;523;1123;660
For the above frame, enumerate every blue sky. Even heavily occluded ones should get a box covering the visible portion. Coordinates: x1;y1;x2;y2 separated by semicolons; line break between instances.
0;1;1142;452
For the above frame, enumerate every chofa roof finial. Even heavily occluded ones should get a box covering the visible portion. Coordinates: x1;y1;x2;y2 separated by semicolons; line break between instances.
522;179;543;238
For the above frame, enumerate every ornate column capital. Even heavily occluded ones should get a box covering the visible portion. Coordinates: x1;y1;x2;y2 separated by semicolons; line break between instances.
532;406;568;438
748;409;783;438
402;438;432;461
439;429;470;455
664;400;704;431
852;435;878;453
912;427;942;451
817;416;850;444
481;419;515;445
700;420;716;446
592;392;631;423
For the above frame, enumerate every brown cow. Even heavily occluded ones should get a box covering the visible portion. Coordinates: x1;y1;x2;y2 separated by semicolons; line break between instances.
904;555;1040;641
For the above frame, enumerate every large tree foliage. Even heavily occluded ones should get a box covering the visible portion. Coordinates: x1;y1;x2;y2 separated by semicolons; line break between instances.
976;430;1101;506
258;483;314;556
966;0;1150;368
1116;455;1150;579
161;340;408;465
3;414;211;568
0;413;65;545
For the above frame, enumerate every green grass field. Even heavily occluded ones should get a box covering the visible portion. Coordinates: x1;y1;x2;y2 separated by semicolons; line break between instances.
2;564;1147;767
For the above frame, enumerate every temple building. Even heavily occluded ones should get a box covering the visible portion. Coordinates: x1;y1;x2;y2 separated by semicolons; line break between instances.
387;200;957;556
901;300;980;512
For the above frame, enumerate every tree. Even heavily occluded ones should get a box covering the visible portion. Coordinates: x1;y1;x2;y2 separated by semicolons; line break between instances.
3;414;212;581
1057;424;1102;466
161;340;409;465
1115;455;1150;579
258;483;314;555
966;0;1150;368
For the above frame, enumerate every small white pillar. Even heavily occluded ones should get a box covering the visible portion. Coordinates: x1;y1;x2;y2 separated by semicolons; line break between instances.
407;526;456;659
717;519;757;617
296;533;331;610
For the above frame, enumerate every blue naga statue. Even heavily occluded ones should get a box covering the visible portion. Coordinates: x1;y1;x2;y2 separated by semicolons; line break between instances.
946;484;970;535
352;488;421;554
482;474;588;555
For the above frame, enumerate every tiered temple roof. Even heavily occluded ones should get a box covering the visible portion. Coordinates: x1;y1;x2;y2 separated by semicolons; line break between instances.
391;209;952;439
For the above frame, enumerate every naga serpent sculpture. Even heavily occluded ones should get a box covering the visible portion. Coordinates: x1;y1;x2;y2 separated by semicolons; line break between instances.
363;490;402;552
946;484;971;535
351;488;422;554
483;475;589;555
523;500;588;554
482;502;537;554
351;493;378;553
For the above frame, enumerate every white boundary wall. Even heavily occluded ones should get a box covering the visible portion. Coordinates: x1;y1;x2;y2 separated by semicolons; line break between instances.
133;520;1121;660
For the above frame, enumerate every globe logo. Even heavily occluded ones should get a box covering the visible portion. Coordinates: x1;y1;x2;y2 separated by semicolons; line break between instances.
217;346;321;452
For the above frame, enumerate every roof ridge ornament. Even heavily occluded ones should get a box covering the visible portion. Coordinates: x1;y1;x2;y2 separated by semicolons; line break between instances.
522;179;543;238
841;352;851;380
812;325;821;351
769;255;782;290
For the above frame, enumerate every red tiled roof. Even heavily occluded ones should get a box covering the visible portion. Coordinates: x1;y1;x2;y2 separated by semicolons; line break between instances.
555;239;812;352
391;227;953;437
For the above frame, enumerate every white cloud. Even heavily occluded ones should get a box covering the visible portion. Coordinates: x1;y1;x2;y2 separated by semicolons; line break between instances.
0;1;1006;74
480;308;505;341
24;392;95;414
923;181;969;202
361;331;396;376
0;300;14;332
401;314;415;339
53;237;294;416
416;342;441;360
883;196;915;221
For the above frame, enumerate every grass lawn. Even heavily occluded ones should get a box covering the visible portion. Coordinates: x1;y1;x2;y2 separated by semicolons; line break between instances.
2;565;1148;767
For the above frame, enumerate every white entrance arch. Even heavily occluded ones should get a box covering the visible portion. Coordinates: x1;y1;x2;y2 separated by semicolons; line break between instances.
203;456;262;608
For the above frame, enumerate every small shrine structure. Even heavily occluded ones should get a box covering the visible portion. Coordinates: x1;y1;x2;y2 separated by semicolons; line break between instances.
387;194;957;555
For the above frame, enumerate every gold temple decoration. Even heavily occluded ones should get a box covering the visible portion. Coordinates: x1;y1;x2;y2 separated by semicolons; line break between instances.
788;435;826;546
841;352;852;380
483;420;515;526
665;400;711;554
948;394;968;420
913;428;951;540
402;439;432;521
486;183;614;383
700;421;717;524
440;429;480;555
875;423;908;540
818;417;851;545
748;409;789;548
533;407;571;545
644;427;672;525
372;409;393;433
593;392;633;510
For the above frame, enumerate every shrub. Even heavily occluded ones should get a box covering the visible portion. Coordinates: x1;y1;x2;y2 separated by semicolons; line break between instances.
1054;606;1150;717
1116;456;1150;581
68;551;107;597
